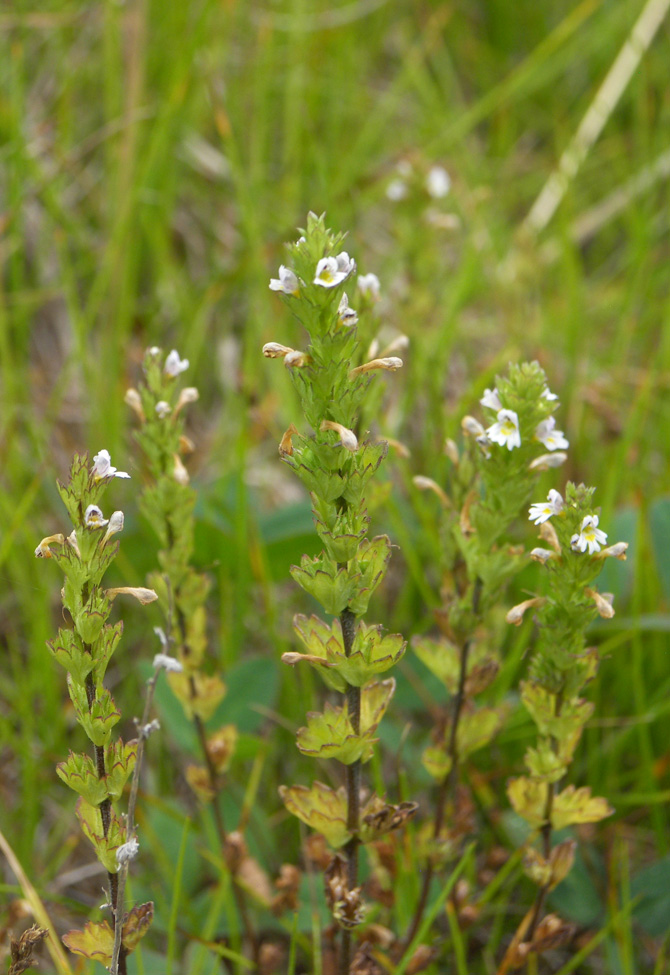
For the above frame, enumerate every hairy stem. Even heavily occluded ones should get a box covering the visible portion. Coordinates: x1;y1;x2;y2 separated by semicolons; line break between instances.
526;690;563;945
84;671;125;973
340;607;360;975
402;577;483;950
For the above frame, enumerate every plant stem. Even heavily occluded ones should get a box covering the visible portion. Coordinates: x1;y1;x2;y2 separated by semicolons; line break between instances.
84;671;124;971
402;577;482;950
340;607;360;975
526;689;564;945
109;662;163;975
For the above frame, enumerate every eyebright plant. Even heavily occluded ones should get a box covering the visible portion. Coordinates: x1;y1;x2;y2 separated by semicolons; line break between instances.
35;450;156;973
501;482;626;967
126;348;235;799
265;213;416;975
406;363;571;945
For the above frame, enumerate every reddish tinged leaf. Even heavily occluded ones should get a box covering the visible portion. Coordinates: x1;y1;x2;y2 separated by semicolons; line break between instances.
62;920;114;964
122;901;154;952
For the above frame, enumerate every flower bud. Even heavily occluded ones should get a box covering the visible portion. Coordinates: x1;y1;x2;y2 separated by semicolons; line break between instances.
262;342;294;358
539;520;561;553
320;420;358;452
506;597;546;626
174;387;199;416
385;437;411;458
380;334;409;356
444;438;459;465
350;357;403;376
102;510;125;545
461;415;485;438
529;451;568;471
155;400;171;418
124;387;145;423
106;586;158;605
597;541;628;560
585;588;615;618
412;475;450;507
530;547;558;564
284;350;309;368
173;453;189;485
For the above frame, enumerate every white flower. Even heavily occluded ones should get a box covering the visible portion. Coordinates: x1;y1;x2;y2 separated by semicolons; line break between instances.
480;387;502;411
116;838;139;868
486;409;521;450
84;504;108;528
535;416;569;451
426;165;451;199
314;253;354;288
155;400;171;418
147;346;161;357
386;178;408;201
528;489;564;525
164;349;189;377
269;265;299;295
571;515;608;554
542;386;559;401
338;293;358;327
357;273;381;300
153;653;183;673
91;449;130;480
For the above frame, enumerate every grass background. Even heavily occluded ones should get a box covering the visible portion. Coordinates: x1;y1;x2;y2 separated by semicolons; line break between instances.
1;0;670;971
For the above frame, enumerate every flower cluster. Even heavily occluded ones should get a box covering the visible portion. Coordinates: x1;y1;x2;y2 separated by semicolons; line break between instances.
505;482;626;957
35;451;155;969
265;213;412;968
126;348;233;794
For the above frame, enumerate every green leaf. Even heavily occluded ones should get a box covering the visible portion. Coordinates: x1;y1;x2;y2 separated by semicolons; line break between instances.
290;553;357;616
75;798;124;873
422;744;453;782
507;776;548;828
412;635;460;693
288;615;405;689
550;785;613;830
68;676;121;747
456;706;502;758
47;628;94;685
62;920;114;964
56;751;108;805
348;535;392;615
296;703;375;764
279;782;350;848
105;738;138;800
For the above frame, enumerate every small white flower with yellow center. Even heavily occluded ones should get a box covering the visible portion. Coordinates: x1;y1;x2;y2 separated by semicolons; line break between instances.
528;489;564;525
535;416;569;451
314;252;356;289
542;386;558;402
269;265;300;295
571;515;608;554
91;449;130;480
480;387;502;411
486;409;521;450
357;273;380;300
164;349;189;377
85;504;108;528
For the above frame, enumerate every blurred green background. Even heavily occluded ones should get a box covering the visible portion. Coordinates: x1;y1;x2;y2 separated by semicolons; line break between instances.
1;0;670;971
